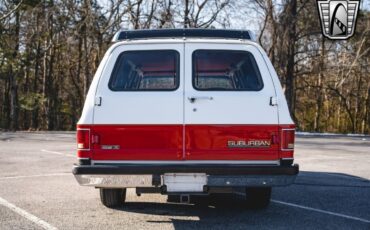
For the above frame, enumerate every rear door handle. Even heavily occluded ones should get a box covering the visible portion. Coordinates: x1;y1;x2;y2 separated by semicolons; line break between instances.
188;96;213;103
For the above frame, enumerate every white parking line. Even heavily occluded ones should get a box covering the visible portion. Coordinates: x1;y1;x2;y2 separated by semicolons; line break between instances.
40;149;75;158
272;199;370;224
0;173;71;180
235;192;370;223
323;172;363;180
0;196;58;230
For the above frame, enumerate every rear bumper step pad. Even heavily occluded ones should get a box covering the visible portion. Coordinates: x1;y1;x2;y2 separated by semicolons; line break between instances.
72;164;299;175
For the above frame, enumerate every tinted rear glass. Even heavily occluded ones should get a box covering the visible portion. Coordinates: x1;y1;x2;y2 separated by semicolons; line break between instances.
109;50;179;91
193;50;263;91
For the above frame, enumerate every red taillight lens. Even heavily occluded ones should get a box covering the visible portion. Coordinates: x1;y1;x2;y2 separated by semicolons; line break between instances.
281;129;295;150
77;129;90;150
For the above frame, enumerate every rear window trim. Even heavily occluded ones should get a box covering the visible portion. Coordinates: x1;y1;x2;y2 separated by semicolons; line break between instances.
108;49;180;92
192;49;264;92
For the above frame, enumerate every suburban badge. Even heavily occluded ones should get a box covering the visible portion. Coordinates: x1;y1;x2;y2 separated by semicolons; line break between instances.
227;140;271;148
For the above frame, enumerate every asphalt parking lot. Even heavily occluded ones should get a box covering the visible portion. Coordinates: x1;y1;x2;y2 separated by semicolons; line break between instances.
0;132;369;230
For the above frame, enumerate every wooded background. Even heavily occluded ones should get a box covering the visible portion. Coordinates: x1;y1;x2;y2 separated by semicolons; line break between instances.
0;0;369;133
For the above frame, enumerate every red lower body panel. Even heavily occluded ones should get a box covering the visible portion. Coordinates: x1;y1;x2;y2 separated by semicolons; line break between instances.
89;125;183;160
185;125;279;160
77;124;293;161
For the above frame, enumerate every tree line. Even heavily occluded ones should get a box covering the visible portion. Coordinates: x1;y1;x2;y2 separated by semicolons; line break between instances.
0;0;369;133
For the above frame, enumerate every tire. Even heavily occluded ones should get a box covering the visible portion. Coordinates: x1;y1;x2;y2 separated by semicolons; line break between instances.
100;188;126;208
245;187;271;209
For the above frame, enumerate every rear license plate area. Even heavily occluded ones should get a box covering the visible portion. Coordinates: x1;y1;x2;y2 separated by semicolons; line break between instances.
163;173;207;192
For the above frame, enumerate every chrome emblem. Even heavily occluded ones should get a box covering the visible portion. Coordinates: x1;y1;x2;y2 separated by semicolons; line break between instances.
317;0;360;39
101;145;120;150
227;140;271;148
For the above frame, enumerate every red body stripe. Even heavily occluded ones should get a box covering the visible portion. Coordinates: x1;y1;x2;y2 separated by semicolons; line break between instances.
185;125;279;160
77;124;295;161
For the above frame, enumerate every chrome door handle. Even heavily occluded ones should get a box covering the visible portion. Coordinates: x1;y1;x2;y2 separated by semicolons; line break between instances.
187;96;213;103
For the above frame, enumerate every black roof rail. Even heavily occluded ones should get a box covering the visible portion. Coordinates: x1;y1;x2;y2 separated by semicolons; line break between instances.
112;29;253;42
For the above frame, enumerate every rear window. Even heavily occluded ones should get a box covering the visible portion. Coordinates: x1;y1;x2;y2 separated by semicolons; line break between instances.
193;50;263;91
109;50;179;91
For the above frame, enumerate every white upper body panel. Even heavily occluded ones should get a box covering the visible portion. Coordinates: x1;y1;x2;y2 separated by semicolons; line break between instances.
78;53;109;125
78;38;293;125
92;43;184;124
184;42;278;124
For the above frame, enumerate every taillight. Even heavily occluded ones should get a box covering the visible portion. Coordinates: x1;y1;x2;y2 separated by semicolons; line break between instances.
281;129;295;150
77;129;90;150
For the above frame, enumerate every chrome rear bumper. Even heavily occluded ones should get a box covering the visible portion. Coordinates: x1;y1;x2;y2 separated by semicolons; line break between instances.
73;164;299;188
74;174;297;188
75;174;153;188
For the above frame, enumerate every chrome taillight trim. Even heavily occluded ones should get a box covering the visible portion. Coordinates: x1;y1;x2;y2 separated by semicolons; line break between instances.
77;128;91;151
281;128;295;151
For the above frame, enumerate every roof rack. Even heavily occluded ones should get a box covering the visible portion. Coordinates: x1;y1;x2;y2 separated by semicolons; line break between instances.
112;29;253;42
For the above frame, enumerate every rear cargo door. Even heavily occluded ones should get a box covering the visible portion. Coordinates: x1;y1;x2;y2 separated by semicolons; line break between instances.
92;43;184;161
184;43;279;162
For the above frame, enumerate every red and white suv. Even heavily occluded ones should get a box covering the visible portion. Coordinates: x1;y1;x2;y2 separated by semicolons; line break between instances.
73;29;298;209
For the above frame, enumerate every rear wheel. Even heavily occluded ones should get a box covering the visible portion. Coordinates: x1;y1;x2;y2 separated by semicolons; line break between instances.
245;187;271;209
100;188;126;208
